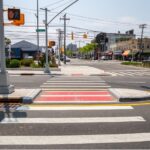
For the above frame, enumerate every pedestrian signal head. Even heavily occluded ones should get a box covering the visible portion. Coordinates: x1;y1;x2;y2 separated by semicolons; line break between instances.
8;8;20;20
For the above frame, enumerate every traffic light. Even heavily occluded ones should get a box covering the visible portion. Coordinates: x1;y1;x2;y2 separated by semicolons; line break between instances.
8;8;20;20
96;32;107;43
71;32;74;40
83;33;88;39
11;14;25;26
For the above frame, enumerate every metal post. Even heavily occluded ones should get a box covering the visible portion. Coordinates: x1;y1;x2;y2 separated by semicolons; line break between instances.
64;14;66;64
37;0;40;52
44;8;50;74
0;0;14;94
60;14;70;64
57;29;61;66
139;24;147;61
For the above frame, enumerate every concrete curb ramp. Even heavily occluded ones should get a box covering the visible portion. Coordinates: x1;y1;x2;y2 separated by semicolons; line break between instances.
109;88;150;102
0;89;41;103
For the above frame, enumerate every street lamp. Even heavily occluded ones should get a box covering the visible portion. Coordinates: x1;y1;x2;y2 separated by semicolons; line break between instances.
40;0;79;73
0;0;14;94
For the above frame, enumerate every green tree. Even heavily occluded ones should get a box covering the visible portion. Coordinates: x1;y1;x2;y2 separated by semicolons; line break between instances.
5;37;11;46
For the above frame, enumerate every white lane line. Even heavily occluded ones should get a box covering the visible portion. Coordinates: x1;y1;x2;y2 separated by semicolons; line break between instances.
0;133;150;145
16;106;134;111
40;95;111;97
1;116;145;124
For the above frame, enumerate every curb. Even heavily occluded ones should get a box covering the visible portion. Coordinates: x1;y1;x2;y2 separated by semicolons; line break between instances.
23;89;41;104
0;89;41;104
109;88;150;102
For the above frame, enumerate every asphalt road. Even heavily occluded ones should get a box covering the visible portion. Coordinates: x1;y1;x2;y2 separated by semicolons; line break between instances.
70;59;150;91
1;59;149;149
0;105;150;149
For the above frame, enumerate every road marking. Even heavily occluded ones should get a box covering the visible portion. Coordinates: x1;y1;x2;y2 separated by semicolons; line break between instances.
40;95;111;97
44;83;106;85
16;106;133;111
41;88;109;91
42;91;110;95
0;133;150;145
1;116;145;124
46;81;106;83
41;85;111;88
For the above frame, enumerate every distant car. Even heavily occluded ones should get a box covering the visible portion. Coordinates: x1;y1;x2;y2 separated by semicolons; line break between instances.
66;56;71;62
60;55;71;62
101;56;108;60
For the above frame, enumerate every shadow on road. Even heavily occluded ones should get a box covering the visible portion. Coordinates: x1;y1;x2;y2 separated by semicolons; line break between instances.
0;103;27;122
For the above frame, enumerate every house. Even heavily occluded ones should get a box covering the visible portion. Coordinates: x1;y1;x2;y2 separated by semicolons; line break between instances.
6;40;41;59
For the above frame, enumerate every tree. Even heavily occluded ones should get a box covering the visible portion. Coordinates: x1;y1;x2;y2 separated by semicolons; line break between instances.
5;37;11;46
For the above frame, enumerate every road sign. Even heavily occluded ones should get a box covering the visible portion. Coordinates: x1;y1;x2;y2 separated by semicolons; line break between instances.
36;29;45;32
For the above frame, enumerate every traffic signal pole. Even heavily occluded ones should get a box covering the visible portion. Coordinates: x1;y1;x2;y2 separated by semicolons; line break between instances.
0;0;14;94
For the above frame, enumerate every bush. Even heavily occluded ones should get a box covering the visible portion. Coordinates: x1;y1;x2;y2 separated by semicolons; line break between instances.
49;63;58;68
143;61;150;68
6;59;11;68
9;59;20;68
31;62;40;68
21;59;34;67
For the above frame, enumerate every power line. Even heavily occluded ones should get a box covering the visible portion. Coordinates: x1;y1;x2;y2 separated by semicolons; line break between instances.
42;0;67;8
50;0;75;11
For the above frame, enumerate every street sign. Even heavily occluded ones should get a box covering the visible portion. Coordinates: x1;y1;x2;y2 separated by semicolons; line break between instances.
36;29;45;32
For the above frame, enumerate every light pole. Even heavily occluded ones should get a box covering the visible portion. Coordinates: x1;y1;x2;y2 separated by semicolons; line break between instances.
40;0;79;72
36;0;40;52
41;8;51;74
57;29;63;66
0;0;14;94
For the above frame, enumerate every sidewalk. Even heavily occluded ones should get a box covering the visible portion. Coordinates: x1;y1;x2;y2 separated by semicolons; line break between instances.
0;65;150;104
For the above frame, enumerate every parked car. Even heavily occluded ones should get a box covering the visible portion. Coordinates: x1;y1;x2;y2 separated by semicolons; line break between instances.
101;56;108;60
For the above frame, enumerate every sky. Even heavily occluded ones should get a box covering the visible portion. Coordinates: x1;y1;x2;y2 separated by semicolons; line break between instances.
3;0;150;46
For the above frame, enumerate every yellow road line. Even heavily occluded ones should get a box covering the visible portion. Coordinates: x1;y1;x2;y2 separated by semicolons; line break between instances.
26;102;150;107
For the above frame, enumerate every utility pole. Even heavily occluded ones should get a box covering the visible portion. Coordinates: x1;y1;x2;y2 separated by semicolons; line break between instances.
139;24;147;61
41;8;51;74
36;0;39;52
57;29;63;66
60;14;70;64
0;0;14;94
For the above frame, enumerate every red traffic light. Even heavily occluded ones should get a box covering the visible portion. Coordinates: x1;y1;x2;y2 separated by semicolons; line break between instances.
8;9;20;20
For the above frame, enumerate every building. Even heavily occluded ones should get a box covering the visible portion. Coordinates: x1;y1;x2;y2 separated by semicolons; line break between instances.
67;43;77;51
6;40;41;59
94;30;135;60
110;38;150;60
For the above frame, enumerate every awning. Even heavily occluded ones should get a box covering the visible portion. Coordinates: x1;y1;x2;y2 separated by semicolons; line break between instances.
122;50;130;56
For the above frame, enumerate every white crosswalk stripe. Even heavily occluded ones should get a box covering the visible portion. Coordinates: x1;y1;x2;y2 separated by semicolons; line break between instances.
0;105;148;147
109;70;150;77
41;76;111;91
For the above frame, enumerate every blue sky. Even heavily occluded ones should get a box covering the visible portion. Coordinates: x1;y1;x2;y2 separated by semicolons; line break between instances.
3;0;150;45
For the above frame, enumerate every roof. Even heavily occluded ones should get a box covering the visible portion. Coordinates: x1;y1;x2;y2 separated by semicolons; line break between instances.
11;40;42;52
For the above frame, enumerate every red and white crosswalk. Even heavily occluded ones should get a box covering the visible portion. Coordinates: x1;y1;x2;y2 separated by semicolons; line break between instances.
34;76;115;104
34;91;115;103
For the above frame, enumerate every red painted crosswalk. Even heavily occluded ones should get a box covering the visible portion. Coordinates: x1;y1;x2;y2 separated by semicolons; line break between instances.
34;91;115;103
